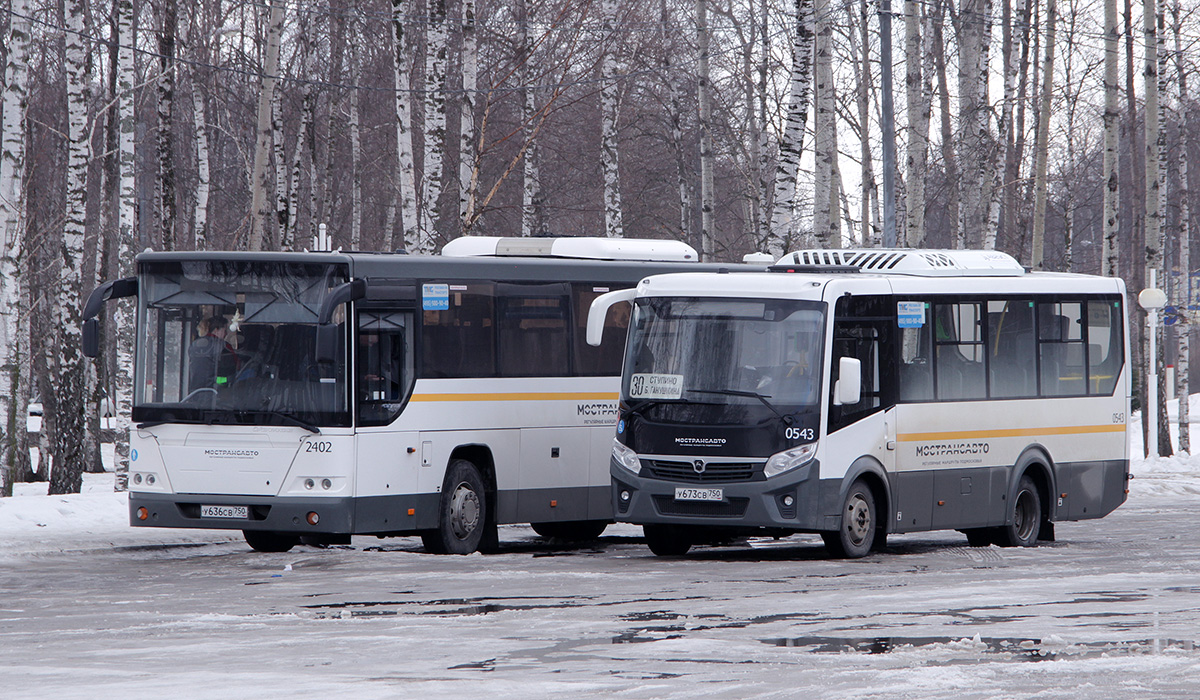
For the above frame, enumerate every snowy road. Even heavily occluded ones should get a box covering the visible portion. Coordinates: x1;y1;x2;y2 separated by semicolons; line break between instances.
2;495;1199;699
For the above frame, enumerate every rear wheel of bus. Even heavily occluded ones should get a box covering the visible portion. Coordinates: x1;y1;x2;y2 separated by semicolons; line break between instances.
996;475;1041;547
243;530;300;553
422;459;492;555
821;480;876;558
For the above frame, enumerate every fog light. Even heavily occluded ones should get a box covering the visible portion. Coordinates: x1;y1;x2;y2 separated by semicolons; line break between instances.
146;474;156;485
321;478;332;490
304;478;315;490
136;507;149;521
783;495;794;507
133;473;142;485
620;490;631;502
306;511;320;525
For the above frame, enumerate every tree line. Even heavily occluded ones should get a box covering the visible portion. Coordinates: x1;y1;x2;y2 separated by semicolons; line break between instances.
1;0;1197;495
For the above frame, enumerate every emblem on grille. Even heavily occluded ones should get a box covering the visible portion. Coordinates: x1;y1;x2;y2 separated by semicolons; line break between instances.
693;460;706;474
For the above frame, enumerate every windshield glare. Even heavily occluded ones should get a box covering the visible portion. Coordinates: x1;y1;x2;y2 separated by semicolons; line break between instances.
624;297;826;408
134;261;350;426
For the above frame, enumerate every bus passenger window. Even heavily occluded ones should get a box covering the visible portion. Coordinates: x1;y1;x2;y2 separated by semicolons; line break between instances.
1038;302;1085;396
988;300;1036;398
497;283;570;377
934;302;985;400
899;316;933;401
358;311;414;426
421;283;495;378
573;283;630;376
1086;300;1123;395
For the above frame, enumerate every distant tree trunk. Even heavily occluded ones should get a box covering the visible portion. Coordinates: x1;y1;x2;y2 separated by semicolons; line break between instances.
285;30;315;251
1101;0;1120;276
988;0;1024;250
349;44;362;250
114;0;137;491
248;0;285;251
1174;0;1191;452
768;0;813;257
903;0;930;248
519;0;544;238
392;0;419;250
663;0;692;243
599;0;623;238
955;0;990;249
157;0;178;250
855;0;875;247
756;0;771;243
50;0;93;495
812;0;836;248
697;0;715;260
932;0;958;247
1030;0;1055;270
192;81;211;250
459;0;478;235
0;0;33;497
271;77;288;247
420;0;449;253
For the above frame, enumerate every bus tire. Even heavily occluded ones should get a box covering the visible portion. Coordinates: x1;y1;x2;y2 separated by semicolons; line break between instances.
643;524;692;556
997;475;1041;547
243;530;299;553
421;459;489;555
821;480;876;558
531;521;608;541
962;528;995;547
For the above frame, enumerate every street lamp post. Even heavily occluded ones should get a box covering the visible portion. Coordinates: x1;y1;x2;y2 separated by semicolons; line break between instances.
1139;271;1168;458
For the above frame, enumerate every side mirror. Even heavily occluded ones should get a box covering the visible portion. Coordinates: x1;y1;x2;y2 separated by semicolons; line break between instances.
586;288;638;346
82;318;100;358
834;357;862;406
315;324;340;365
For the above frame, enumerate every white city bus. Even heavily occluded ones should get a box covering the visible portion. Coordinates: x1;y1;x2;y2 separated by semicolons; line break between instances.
83;237;755;554
588;249;1130;557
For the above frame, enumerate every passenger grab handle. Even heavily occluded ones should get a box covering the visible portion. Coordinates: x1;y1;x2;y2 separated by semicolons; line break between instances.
586;288;637;346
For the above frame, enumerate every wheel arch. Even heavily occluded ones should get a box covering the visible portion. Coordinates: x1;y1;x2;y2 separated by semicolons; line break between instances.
841;456;892;535
447;444;497;494
1011;445;1056;524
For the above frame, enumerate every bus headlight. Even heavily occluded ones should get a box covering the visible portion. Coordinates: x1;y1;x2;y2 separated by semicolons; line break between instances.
612;439;641;474
763;443;817;478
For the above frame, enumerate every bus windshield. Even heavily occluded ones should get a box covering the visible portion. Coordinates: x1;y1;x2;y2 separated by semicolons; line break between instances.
623;297;826;413
134;260;351;427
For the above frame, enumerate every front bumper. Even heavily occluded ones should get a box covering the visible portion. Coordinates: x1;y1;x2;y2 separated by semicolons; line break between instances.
611;457;836;531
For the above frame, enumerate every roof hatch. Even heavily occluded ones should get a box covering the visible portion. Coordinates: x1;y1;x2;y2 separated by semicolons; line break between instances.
776;249;1025;277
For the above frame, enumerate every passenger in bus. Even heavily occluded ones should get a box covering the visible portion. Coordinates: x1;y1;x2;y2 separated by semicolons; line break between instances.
188;315;240;392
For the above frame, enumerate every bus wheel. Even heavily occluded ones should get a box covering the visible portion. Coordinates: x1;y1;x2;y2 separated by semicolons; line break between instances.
962;528;995;547
422;459;489;555
997;476;1041;547
243;530;299;553
822;480;876;558
531;521;608;541
643;524;692;556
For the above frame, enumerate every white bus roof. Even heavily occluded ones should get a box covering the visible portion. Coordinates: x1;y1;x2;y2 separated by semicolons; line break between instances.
778;249;1026;276
441;236;699;262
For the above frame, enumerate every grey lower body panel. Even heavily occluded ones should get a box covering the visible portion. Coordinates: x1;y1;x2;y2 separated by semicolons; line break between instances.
129;492;441;535
494;485;612;524
611;458;831;532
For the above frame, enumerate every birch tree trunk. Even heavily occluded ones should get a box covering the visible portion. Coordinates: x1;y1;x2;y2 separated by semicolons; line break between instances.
285;29;315;251
519;0;545;238
756;0;770;243
855;0;874;247
767;0;813;257
420;0;450;253
600;0;623;238
192;81;210;250
157;0;178;250
248;0;285;251
697;0;715;260
50;0;93;495
1155;5;1171;457
987;0;1025;250
1144;0;1168;456
955;0;989;249
1173;0;1190;451
662;0;692;243
812;0;837;248
1101;0;1120;277
272;75;288;246
0;0;33;496
932;0;958;248
1030;0;1055;270
392;0;419;251
903;0;930;248
459;0;478;235
349;41;363;250
113;0;137;491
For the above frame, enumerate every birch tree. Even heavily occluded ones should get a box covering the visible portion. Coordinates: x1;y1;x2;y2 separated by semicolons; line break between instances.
248;0;285;251
903;0;930;248
600;0;623;238
519;0;545;238
767;0;813;257
1101;0;1120;276
459;0;479;235
1173;0;1190;451
49;0;93;495
157;0;178;250
812;0;837;248
0;0;33;496
392;0;419;250
112;0;138;491
1030;0;1056;270
698;0;715;259
420;0;450;253
349;39;363;250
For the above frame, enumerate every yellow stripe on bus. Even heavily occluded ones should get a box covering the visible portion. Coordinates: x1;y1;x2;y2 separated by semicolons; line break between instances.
409;392;620;402
897;424;1126;442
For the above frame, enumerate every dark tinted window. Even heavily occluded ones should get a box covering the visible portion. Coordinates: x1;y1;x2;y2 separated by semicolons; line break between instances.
496;283;570;377
573;283;630;376
421;282;495;378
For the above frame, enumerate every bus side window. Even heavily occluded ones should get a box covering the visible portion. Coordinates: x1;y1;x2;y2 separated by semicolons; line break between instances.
572;283;630;376
899;308;933;401
1086;299;1123;395
987;300;1036;398
421;283;496;378
934;302;985;400
829;296;890;432
1038;301;1085;396
496;283;570;377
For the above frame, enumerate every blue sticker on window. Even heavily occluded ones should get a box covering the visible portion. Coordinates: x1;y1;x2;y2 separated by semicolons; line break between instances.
897;301;926;328
422;284;450;311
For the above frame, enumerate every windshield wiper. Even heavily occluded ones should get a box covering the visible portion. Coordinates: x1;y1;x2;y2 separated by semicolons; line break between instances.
255;410;322;434
686;388;787;420
621;399;673;420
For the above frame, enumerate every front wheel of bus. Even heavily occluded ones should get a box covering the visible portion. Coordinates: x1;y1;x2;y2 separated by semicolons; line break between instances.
422;460;490;555
243;530;299;553
643;524;692;556
822;480;876;559
997;476;1041;547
